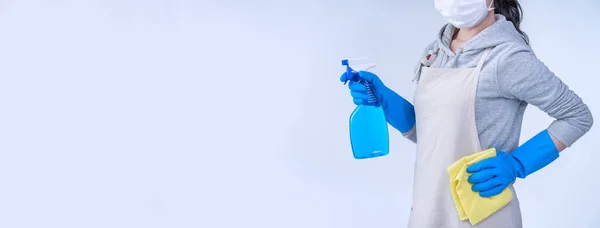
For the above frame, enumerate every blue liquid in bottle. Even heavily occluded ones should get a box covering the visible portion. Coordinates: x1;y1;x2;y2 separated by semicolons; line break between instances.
342;59;390;159
349;84;390;159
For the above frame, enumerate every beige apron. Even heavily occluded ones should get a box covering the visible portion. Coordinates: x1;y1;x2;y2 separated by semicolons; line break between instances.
407;48;522;228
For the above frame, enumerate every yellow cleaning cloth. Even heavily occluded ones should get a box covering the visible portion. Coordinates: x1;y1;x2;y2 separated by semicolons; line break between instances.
447;148;513;226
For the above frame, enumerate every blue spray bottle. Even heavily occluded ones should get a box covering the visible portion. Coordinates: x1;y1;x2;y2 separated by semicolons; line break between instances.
341;58;389;159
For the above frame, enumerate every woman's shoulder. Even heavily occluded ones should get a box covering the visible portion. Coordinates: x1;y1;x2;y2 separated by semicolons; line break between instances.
491;39;534;62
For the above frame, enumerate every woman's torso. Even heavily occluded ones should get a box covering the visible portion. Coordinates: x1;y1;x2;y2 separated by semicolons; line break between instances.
420;42;527;154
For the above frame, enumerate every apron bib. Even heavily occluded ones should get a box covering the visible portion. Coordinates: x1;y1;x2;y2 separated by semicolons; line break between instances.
407;48;522;228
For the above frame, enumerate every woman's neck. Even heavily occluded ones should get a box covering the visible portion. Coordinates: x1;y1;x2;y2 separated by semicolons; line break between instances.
453;12;496;42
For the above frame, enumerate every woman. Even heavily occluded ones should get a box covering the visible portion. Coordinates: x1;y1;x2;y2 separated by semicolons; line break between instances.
340;0;593;227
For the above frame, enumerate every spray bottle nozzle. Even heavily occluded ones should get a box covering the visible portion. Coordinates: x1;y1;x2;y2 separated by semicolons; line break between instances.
341;58;376;85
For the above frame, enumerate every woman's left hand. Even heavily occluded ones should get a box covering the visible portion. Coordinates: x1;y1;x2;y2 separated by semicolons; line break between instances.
466;151;523;197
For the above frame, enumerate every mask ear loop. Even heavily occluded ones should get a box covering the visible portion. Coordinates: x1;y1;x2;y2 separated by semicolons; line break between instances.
487;0;495;10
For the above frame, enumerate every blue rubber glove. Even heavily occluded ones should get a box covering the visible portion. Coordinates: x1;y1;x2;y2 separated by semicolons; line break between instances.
339;71;416;133
467;130;560;197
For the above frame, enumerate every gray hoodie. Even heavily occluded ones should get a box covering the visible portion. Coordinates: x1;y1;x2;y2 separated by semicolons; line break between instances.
404;14;593;151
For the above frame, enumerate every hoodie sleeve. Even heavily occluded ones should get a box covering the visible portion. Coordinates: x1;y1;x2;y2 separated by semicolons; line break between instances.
496;45;593;147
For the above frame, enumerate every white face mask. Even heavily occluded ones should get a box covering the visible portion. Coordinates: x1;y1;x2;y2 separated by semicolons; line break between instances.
434;0;494;28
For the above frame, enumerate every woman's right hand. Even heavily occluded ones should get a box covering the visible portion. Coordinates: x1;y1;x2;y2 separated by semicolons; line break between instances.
340;71;389;107
340;70;417;135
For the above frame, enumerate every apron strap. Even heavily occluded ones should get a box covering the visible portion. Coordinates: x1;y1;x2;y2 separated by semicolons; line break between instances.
475;48;492;72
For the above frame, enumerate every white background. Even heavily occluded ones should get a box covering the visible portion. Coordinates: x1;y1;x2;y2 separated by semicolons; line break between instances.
0;0;598;227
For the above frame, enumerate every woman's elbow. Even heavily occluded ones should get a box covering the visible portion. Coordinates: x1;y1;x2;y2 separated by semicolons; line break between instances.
583;109;594;133
572;99;594;133
574;105;594;135
551;104;594;147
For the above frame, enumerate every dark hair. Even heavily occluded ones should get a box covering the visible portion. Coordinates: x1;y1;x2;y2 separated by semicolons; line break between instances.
494;0;529;45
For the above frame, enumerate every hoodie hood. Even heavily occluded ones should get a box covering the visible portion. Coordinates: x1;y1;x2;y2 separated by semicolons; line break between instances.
419;14;530;70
